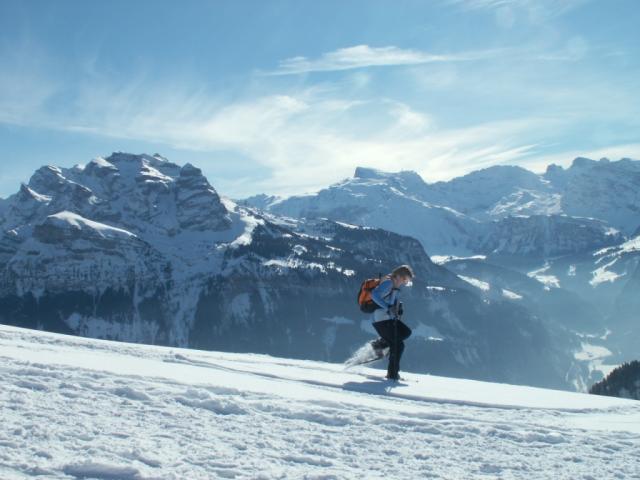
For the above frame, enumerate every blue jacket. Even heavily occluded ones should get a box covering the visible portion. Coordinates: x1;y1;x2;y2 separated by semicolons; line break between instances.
371;278;399;311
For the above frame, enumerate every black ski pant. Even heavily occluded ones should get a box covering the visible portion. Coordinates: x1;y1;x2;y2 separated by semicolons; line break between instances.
372;319;412;379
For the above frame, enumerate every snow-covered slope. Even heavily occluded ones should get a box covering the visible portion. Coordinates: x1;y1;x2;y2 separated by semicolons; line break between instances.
1;325;639;479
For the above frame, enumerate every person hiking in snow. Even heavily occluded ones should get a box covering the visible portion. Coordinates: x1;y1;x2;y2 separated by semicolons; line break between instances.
369;265;414;380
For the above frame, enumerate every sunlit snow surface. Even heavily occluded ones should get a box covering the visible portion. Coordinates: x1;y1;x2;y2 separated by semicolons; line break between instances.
527;264;561;289
1;325;639;479
457;275;490;291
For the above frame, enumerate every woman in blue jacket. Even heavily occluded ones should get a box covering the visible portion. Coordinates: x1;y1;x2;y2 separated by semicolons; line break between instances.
370;264;413;380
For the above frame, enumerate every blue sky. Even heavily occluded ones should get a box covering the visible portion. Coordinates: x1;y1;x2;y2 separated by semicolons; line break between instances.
1;0;638;199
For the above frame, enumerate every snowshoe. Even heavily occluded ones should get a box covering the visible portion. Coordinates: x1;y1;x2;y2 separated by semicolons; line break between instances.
344;341;389;368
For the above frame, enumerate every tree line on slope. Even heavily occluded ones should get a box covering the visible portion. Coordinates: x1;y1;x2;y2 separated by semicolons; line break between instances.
589;360;640;400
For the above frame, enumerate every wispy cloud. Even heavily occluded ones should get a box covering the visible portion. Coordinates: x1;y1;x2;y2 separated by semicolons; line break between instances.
0;36;61;127
265;44;495;76
447;0;589;16
446;0;592;29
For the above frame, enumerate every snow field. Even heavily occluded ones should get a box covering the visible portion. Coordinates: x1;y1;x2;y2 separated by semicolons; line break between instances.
1;325;639;479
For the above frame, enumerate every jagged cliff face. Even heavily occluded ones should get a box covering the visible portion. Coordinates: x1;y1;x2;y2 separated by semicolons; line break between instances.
0;153;578;389
479;215;623;259
545;158;640;235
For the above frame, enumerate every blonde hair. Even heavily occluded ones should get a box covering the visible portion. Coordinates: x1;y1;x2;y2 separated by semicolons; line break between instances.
391;264;414;279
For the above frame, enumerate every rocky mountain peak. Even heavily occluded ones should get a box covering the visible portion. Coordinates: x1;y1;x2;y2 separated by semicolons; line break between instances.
175;162;229;232
106;152;164;165
353;166;423;184
569;156;611;170
354;166;384;179
28;165;68;194
544;163;564;176
570;157;594;169
454;165;542;186
84;157;119;177
180;163;202;177
17;184;51;203
104;152;181;182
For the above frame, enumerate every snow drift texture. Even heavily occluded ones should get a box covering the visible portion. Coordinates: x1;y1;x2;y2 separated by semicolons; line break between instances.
2;324;639;479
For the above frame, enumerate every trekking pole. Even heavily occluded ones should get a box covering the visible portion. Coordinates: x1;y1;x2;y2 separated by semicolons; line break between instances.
394;313;398;373
394;302;402;377
394;302;404;375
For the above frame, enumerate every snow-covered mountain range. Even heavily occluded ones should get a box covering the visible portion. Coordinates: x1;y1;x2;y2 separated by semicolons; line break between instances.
2;325;639;479
249;158;639;256
0;153;583;389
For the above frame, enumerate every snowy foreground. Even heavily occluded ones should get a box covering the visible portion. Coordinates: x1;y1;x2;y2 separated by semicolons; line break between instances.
1;325;639;480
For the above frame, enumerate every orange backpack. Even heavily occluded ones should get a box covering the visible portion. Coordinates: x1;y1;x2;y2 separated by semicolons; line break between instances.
357;275;388;313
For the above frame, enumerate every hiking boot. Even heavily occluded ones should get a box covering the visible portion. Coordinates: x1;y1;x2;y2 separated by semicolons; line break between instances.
370;338;389;358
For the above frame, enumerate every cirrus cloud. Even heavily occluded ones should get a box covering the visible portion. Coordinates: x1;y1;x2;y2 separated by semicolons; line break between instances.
265;44;498;76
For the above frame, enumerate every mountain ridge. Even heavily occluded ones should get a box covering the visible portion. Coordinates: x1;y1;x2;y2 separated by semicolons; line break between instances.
249;157;639;257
